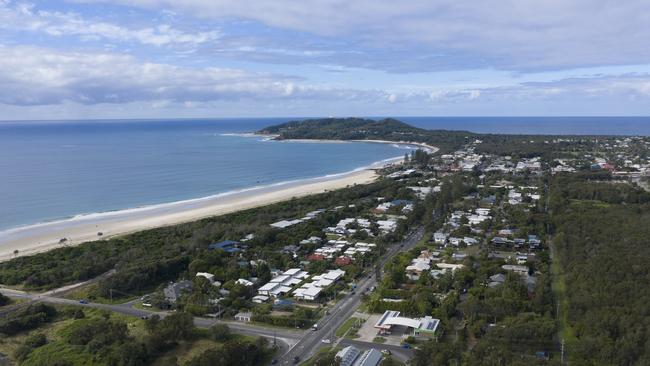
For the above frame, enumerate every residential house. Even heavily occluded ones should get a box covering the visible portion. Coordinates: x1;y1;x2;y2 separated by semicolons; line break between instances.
163;280;192;304
208;240;243;253
433;231;448;244
234;312;252;322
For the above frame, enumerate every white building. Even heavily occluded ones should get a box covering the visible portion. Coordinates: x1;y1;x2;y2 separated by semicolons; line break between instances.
293;269;345;301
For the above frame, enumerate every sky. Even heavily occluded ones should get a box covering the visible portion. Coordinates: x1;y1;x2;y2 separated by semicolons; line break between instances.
2;0;650;119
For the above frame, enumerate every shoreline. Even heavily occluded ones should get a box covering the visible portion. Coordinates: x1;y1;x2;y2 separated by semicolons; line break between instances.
0;138;436;262
0;165;386;262
259;134;438;153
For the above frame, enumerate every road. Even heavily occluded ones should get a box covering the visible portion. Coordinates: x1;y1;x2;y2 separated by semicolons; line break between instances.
278;227;424;364
0;286;301;353
1;227;423;365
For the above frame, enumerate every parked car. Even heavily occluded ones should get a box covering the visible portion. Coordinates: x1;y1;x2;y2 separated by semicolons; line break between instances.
78;299;88;304
321;338;331;344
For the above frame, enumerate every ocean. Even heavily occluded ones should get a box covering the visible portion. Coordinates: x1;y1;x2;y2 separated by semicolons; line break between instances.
1;116;648;232
397;116;650;135
0;119;409;231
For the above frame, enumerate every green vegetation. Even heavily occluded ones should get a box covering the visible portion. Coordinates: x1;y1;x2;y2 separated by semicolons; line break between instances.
0;305;273;366
252;306;319;328
0;291;11;306
335;317;364;337
0;303;58;336
299;346;338;366
550;174;650;365
259;117;472;153
259;118;650;161
0;179;402;299
2;120;649;365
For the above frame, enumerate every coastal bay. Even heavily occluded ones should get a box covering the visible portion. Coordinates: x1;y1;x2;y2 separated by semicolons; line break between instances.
0;167;379;260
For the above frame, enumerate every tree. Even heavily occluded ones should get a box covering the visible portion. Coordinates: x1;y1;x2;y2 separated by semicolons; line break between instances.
0;292;10;306
14;333;47;361
257;262;272;284
209;323;232;342
157;312;194;341
311;350;341;366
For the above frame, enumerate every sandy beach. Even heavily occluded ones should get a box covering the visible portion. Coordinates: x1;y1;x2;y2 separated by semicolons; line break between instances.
0;138;437;262
0;168;379;261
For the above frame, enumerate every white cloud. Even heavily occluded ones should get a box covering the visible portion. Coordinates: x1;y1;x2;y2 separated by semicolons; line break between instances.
0;45;388;105
79;0;650;71
1;43;650;117
0;1;220;47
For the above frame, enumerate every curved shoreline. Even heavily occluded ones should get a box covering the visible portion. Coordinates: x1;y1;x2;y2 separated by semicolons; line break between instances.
0;138;436;262
0;168;380;261
260;134;438;153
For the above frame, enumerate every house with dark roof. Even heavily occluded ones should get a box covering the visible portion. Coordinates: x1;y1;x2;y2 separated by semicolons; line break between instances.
163;280;193;304
208;240;244;253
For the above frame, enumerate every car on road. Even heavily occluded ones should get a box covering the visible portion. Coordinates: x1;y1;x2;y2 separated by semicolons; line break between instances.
401;343;412;349
321;338;331;344
78;299;88;304
311;324;318;331
381;349;391;355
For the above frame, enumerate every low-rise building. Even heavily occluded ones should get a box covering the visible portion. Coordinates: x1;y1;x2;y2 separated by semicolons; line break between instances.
433;231;448;244
234;312;252;322
163;280;192;304
293;269;345;301
208;240;244;253
374;310;440;337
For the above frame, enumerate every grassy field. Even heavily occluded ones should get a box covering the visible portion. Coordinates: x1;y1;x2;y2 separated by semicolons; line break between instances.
153;338;228;365
64;283;143;305
335;317;365;338
550;240;577;355
299;346;338;366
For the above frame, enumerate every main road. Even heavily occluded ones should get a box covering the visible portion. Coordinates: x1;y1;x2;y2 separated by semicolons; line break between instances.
0;226;423;364
278;226;423;364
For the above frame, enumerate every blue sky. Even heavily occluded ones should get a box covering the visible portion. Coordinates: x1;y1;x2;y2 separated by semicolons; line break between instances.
2;0;650;119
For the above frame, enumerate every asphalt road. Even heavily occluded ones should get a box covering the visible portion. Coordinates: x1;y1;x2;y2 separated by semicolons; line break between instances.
0;287;301;352
1;227;423;365
277;227;423;365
